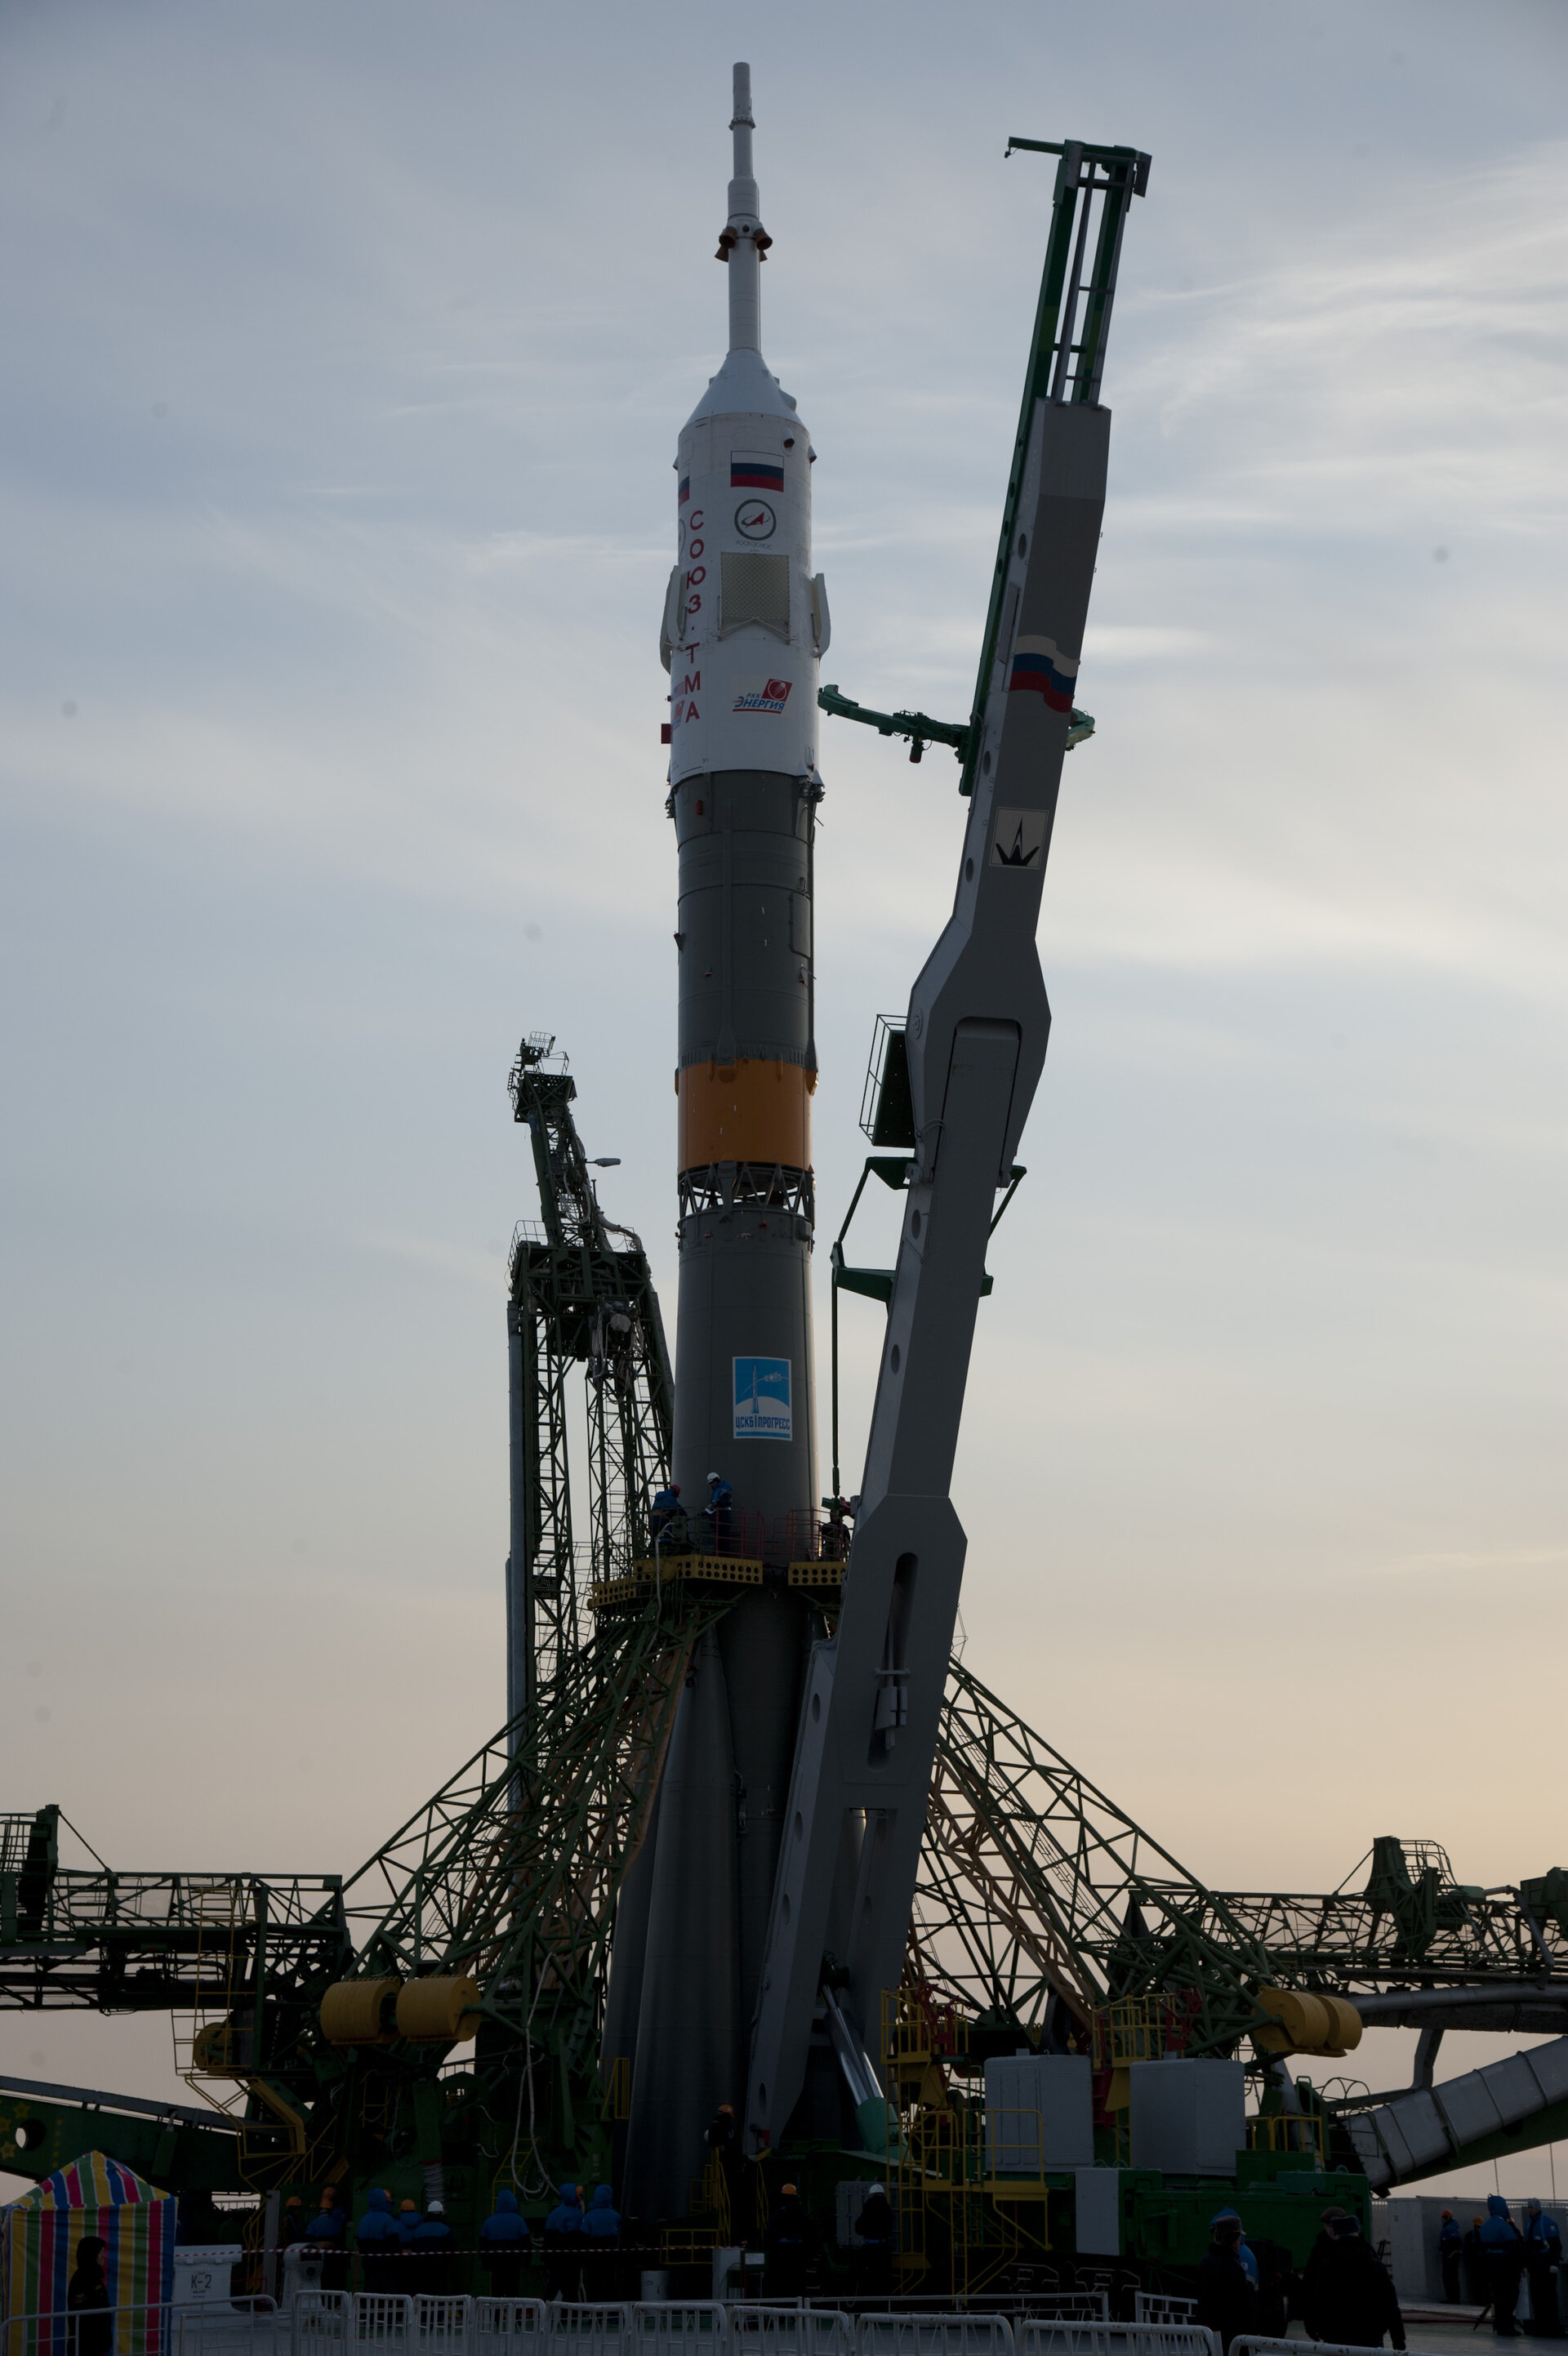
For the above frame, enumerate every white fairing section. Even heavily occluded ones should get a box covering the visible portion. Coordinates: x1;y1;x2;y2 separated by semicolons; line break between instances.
669;359;819;783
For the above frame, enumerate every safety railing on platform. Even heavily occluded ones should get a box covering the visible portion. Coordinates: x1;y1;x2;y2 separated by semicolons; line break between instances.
1130;2303;1196;2330
1022;2302;1108;2326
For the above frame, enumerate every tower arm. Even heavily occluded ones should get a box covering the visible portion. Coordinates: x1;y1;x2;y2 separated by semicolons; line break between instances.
744;144;1147;2154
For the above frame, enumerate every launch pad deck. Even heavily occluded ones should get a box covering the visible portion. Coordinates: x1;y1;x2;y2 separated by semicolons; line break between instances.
589;1554;843;1612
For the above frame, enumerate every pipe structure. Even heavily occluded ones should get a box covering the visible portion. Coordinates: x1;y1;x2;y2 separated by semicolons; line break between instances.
608;65;826;2218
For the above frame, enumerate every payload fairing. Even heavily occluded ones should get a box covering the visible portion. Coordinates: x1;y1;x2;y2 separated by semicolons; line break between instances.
606;64;826;2216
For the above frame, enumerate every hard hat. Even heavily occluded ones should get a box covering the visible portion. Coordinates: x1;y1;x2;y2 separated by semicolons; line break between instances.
719;2103;733;2114
428;2201;445;2216
670;1483;680;1495
401;2199;418;2211
708;1471;721;1483
782;2184;798;2198
869;2184;886;2200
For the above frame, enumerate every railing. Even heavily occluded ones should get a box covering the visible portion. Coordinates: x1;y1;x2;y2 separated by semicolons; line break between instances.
629;2310;728;2354
1015;2332;1217;2356
474;2306;548;2356
1130;2305;1196;2330
858;2323;1015;2356
1245;2111;1325;2164
0;2296;282;2356
537;2312;629;2356
724;2314;854;2356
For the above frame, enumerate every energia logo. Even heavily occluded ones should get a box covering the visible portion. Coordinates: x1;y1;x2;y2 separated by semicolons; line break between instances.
733;679;792;714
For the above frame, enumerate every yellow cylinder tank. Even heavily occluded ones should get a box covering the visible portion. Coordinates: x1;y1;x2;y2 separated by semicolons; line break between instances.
395;1975;483;2044
319;1977;402;2047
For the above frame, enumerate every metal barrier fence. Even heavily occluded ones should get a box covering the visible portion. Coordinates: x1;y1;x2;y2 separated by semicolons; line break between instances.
1022;2305;1107;2327
629;2314;726;2356
474;2304;548;2356
724;2313;855;2356
538;2309;630;2356
292;2294;350;2353
858;2320;1016;2356
1015;2330;1218;2356
1234;2342;1429;2356
1129;2308;1196;2332
0;2299;285;2356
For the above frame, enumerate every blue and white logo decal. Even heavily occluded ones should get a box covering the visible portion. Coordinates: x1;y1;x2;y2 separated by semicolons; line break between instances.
733;1356;792;1442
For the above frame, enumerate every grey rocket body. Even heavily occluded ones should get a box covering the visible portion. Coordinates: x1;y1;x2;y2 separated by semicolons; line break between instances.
608;63;826;2217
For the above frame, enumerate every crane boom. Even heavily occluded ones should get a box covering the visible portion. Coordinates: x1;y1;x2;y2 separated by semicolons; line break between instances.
745;138;1150;2154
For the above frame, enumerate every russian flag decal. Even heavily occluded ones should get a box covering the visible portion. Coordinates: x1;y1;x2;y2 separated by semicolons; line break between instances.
679;476;690;506
732;452;785;491
1009;634;1079;714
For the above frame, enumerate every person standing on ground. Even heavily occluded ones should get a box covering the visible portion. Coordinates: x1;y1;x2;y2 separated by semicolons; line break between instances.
1441;2211;1464;2305
66;2235;112;2356
480;2189;532;2300
1481;2195;1527;2338
581;2185;621;2299
411;2202;454;2299
305;2188;348;2291
355;2189;402;2295
1196;2212;1258;2355
854;2185;895;2301
766;2182;810;2300
1307;2211;1405;2349
1524;2200;1563;2337
542;2182;585;2303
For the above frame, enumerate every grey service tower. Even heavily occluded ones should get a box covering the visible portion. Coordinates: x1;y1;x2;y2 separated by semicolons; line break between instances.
604;64;828;2217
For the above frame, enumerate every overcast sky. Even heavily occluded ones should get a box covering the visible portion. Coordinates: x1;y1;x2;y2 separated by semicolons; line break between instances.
2;0;1566;2202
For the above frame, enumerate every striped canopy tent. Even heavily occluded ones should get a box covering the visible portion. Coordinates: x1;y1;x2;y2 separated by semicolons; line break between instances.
2;2152;175;2356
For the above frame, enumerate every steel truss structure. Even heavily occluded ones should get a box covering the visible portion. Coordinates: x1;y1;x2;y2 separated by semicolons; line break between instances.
911;1664;1568;2063
507;1034;673;1725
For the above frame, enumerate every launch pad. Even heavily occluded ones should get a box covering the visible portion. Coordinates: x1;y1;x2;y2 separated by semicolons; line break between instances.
5;61;1567;2326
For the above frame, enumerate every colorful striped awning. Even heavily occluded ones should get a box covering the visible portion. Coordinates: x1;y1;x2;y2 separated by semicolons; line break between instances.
2;2151;175;2356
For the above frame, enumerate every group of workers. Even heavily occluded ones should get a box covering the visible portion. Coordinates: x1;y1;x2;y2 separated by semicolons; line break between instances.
1198;2205;1405;2354
648;1474;733;1557
1197;2196;1567;2353
280;2182;619;2300
1441;2197;1565;2336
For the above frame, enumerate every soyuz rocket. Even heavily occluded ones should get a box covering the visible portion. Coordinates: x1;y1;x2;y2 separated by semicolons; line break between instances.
604;65;827;2214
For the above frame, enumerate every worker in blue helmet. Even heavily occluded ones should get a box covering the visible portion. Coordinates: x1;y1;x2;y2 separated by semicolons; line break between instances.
1523;2200;1561;2337
1481;2195;1526;2338
704;1473;734;1553
649;1484;686;1554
